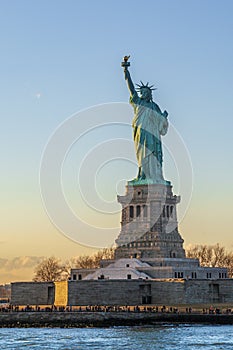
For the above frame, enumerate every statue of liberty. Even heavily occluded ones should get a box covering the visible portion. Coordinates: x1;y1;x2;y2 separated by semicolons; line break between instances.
122;56;169;185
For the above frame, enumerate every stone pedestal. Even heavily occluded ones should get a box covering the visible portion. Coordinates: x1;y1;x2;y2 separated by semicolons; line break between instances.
115;183;185;259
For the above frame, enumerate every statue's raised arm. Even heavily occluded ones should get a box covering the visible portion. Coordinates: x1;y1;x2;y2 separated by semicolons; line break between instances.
121;56;136;97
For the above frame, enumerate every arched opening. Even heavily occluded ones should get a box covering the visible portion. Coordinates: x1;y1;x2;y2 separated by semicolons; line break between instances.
129;206;134;218
162;206;165;217
170;206;173;217
170;251;176;258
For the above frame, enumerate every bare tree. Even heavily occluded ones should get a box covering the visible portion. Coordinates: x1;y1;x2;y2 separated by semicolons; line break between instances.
72;247;115;269
33;256;68;282
223;252;233;278
186;243;233;277
33;248;115;281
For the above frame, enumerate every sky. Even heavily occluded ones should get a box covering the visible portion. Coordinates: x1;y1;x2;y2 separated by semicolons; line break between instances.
1;0;233;284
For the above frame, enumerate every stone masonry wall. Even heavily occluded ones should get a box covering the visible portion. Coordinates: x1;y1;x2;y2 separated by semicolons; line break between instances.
11;282;55;305
68;280;185;306
68;280;140;306
185;280;233;304
68;279;233;306
11;279;233;307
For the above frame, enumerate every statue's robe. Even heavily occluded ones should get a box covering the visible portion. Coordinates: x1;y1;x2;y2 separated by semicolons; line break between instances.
130;92;168;182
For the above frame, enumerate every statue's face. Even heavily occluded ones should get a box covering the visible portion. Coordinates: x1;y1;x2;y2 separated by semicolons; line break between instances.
140;88;152;101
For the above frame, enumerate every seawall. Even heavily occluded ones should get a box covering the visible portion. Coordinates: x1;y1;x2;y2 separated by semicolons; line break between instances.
1;312;233;327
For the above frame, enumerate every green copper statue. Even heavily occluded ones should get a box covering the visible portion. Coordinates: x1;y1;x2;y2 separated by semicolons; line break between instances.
121;56;169;185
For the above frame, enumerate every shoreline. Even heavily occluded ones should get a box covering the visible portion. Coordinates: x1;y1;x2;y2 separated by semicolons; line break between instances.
1;312;233;327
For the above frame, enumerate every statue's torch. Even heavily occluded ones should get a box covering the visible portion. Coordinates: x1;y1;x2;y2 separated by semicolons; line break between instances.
121;55;130;69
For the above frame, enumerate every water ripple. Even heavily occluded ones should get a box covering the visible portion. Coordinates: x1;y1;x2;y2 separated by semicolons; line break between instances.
0;325;233;349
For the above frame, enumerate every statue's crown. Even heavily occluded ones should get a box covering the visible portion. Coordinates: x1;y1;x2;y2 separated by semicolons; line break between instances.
136;81;156;92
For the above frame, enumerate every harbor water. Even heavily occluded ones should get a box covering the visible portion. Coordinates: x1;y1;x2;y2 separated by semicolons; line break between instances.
0;324;233;349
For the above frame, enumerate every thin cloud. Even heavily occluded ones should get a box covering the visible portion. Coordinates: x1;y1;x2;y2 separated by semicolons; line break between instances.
0;256;45;270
